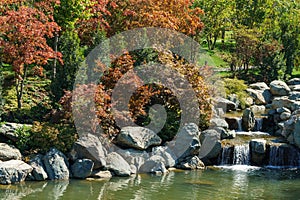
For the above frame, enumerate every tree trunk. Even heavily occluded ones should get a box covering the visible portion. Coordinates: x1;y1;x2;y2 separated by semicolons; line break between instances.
16;65;28;109
53;34;59;80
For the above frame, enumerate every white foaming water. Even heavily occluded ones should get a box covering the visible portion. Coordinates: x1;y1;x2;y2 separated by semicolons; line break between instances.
233;144;250;165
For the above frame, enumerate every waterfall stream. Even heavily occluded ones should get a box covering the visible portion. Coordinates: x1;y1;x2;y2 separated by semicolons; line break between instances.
233;144;250;165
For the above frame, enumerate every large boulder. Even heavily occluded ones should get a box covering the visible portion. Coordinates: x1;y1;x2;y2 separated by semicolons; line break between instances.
71;159;94;179
139;155;168;174
0;160;33;184
0;143;22;161
270;80;291;96
250;139;267;166
106;152;131;176
289;85;300;91
242;108;256;131
214;97;237;112
288;91;300;101
72;134;107;169
250;105;266;114
43;148;69;180
116;126;161;150
167;123;201;163
198;131;222;164
28;154;48;181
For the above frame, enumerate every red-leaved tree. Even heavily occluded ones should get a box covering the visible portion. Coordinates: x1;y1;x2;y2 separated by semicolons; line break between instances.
0;4;62;108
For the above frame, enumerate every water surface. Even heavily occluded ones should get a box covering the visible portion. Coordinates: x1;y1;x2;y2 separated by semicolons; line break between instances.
1;168;300;200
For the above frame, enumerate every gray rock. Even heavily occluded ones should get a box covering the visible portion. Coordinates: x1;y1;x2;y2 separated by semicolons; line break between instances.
199;129;220;144
250;139;267;166
0;123;32;143
276;107;291;114
71;159;94;179
270;80;291;96
228;94;240;108
250;105;266;114
287;78;300;85
116;126;162;150
289;91;300;100
289;85;300;91
245;97;254;107
73;134;107;169
198;132;221;160
0;160;33;184
0;143;22;161
29;154;48;181
249;82;270;90
214;97;237;112
167;123;201;163
246;88;271;105
139;155;167;174
280;112;291;121
242;108;256;131
177;156;205;170
293;118;300;149
151;146;176;167
214;127;235;139
115;148;149;170
210;118;229;129
90;170;112;179
271;97;295;110
106;152;131;176
43;148;69;180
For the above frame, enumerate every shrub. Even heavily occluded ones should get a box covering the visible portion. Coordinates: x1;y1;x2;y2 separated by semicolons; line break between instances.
223;78;249;109
15;122;78;154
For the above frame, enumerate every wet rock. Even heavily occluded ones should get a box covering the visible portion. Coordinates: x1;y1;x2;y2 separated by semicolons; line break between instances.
250;139;267;166
72;134;107;169
71;159;94;179
43;148;69;180
116;126;162;150
270;80;291;96
106;152;131;176
29;154;48;181
242;108;255;131
177;156;205;170
0;160;33;184
90;170;112;179
139;155;167;174
293;119;300;149
225;117;241;131
0;143;22;161
199;129;220;144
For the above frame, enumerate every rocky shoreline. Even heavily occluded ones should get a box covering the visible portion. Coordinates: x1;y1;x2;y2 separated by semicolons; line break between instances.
1;79;300;185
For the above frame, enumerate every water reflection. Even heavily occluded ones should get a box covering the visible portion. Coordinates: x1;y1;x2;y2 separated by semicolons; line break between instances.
0;169;300;199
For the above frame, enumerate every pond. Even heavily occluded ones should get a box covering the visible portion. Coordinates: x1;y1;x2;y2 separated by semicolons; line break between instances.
1;167;300;200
